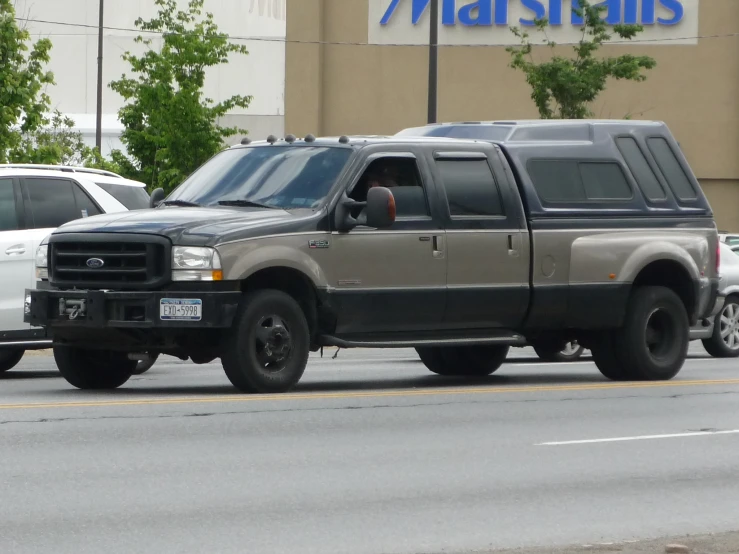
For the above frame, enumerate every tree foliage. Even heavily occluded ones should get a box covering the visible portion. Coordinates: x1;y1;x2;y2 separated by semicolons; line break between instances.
0;0;55;162
506;0;657;119
13;110;90;165
110;0;252;192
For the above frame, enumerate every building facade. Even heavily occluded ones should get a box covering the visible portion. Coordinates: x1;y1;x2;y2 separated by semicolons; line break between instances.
17;0;287;156
285;0;739;230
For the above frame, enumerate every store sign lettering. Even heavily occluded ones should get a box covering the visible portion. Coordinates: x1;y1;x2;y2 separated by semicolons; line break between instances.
380;0;685;27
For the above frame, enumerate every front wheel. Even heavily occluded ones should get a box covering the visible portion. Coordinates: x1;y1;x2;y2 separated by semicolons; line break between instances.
416;345;510;376
702;296;739;358
53;346;136;389
0;349;24;373
221;289;310;393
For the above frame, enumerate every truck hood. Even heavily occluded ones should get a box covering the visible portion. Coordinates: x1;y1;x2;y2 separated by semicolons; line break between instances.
52;206;323;246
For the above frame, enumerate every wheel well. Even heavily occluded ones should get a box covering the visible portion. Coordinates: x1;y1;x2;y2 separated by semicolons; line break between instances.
632;260;695;318
241;267;319;338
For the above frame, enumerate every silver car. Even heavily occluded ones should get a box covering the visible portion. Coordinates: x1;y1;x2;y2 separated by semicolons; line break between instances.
691;242;739;357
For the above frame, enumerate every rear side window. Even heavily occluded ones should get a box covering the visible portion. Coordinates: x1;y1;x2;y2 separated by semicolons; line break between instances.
646;137;697;201
579;163;632;200
0;179;18;231
72;186;103;218
436;159;503;217
95;182;150;210
615;137;666;201
528;160;632;203
23;178;99;229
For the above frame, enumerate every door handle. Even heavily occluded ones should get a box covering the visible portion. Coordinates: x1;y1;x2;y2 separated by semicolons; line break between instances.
432;235;444;259
5;245;26;255
507;234;519;258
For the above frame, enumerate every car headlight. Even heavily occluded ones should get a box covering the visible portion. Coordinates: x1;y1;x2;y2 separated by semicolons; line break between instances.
35;238;50;280
172;246;223;281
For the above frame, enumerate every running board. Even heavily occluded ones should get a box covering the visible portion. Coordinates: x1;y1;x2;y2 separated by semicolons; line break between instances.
0;339;53;349
319;332;526;349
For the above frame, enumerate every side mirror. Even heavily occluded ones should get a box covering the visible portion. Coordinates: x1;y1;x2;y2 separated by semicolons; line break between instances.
149;187;166;208
365;187;396;228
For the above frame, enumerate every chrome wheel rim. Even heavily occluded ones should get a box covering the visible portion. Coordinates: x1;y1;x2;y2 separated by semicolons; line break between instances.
560;341;581;356
719;302;739;351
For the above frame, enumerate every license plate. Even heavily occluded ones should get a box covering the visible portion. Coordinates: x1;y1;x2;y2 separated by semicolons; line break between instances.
160;298;202;321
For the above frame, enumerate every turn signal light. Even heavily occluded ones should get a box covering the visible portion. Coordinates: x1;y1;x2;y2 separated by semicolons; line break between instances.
212;270;223;281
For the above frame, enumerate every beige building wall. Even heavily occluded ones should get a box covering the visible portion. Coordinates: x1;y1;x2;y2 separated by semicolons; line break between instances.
286;0;739;230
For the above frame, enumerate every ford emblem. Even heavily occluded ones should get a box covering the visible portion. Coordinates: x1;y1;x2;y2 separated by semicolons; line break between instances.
86;258;105;269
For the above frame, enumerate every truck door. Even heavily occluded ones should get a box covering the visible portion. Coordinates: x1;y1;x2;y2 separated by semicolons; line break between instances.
327;150;447;334
430;149;530;329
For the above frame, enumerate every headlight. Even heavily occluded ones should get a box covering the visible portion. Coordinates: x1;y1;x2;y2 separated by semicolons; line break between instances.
172;246;223;281
35;238;49;280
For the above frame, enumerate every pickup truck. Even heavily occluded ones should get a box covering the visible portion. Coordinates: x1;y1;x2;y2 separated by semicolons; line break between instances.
26;120;721;393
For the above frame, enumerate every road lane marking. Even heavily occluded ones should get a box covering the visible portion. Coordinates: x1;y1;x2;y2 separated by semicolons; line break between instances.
538;429;739;446
2;378;739;411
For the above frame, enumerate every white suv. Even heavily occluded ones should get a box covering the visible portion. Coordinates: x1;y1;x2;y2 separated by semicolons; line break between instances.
0;164;149;372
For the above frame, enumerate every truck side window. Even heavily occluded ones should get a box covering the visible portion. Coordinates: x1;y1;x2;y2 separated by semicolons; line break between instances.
528;160;632;203
350;157;429;218
0;179;18;232
436;159;503;217
579;163;632;200
646;137;697;201
615;137;666;201
24;178;89;229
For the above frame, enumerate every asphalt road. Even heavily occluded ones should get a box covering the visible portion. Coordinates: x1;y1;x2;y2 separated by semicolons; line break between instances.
1;346;739;554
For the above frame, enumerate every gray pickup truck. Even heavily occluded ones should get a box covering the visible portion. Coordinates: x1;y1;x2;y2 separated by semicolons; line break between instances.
26;120;721;393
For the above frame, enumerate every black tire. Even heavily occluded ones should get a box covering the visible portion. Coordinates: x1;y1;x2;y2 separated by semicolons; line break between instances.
132;354;160;375
0;349;24;373
702;295;739;358
221;289;310;393
53;346;136;389
533;340;585;362
417;345;510;376
416;347;448;374
591;333;634;381
614;286;689;381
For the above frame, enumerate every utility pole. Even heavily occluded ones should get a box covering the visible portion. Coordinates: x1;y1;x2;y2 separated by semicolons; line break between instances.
95;0;104;151
427;0;438;124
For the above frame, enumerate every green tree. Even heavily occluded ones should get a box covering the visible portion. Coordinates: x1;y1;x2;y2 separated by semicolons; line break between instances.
110;0;252;192
506;0;657;119
0;0;55;162
13;110;91;165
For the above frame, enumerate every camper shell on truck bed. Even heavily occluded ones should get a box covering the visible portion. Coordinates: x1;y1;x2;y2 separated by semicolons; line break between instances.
26;121;720;393
397;119;719;329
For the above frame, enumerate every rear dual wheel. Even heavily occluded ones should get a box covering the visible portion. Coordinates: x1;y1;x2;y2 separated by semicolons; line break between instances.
416;345;510;377
591;286;689;381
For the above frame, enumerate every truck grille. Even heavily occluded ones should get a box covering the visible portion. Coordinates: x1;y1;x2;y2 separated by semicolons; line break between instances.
49;235;170;290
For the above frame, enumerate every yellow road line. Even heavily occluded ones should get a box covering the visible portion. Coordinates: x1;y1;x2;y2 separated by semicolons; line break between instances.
2;378;739;411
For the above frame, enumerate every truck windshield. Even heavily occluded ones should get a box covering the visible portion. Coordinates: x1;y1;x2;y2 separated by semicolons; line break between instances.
166;146;352;209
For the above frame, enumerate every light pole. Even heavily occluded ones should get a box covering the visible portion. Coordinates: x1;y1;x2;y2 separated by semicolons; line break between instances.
427;0;438;124
95;0;104;151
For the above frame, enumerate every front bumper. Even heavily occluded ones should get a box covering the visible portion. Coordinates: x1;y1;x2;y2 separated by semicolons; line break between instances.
25;288;241;329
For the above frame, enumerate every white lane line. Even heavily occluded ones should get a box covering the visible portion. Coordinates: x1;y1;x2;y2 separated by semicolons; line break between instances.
538;429;739;446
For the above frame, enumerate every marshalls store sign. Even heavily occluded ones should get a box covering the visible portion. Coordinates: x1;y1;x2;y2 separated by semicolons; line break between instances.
368;0;700;45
